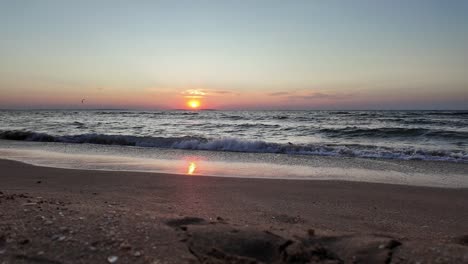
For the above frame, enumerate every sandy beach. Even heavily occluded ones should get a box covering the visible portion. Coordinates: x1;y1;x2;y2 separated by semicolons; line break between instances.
0;159;467;263
2;0;468;262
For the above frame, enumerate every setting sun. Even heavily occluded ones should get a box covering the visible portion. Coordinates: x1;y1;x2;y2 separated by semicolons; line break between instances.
187;100;201;109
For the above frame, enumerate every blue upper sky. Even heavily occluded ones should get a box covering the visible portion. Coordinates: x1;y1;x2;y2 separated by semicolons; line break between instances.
1;0;467;109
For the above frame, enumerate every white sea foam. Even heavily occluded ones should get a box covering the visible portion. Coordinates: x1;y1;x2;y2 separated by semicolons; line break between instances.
0;130;467;163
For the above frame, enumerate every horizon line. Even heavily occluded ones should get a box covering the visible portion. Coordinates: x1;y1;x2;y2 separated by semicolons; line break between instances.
0;108;467;112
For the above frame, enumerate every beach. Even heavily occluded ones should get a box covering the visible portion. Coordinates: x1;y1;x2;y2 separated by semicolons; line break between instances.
2;0;468;262
1;159;467;263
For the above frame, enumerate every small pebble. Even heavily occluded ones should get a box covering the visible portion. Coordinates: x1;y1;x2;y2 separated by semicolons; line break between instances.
19;239;30;245
107;255;118;263
133;251;142;257
119;242;131;250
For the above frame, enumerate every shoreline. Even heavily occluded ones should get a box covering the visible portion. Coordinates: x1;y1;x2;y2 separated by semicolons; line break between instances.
3;155;468;190
2;143;468;189
1;159;468;263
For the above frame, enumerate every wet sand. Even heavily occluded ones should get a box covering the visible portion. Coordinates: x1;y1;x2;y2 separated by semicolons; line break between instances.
1;159;468;263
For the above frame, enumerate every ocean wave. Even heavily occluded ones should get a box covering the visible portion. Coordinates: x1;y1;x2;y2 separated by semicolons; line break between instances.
272;115;289;120
1;130;466;163
426;111;468;116
236;123;281;129
218;114;245;120
319;127;468;140
330;111;351;115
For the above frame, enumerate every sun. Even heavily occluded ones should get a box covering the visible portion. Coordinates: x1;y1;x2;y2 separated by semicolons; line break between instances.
187;100;201;109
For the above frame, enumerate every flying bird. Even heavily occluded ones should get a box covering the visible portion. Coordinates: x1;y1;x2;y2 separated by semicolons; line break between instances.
81;99;85;104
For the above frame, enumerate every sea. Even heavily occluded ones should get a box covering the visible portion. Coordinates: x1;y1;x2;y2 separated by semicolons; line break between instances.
1;110;467;188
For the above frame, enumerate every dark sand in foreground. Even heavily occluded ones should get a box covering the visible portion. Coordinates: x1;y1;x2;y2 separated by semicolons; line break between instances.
1;159;468;263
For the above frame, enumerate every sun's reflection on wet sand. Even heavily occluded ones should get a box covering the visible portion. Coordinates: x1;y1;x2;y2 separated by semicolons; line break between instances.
2;148;464;188
187;161;197;175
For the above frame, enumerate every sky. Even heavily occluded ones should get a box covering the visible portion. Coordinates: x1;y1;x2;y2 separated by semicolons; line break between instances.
0;0;467;110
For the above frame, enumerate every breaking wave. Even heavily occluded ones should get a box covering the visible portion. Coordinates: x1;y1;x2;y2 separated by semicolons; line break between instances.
319;127;468;140
1;130;466;163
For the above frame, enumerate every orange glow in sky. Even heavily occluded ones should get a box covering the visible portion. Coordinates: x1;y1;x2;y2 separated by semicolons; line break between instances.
1;2;467;110
187;161;197;175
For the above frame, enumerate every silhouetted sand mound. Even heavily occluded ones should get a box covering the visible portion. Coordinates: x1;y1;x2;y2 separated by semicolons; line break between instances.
182;224;468;263
455;235;468;246
316;235;401;263
187;226;340;263
166;217;207;228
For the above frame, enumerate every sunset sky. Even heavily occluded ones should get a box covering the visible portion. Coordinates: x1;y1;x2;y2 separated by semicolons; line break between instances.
1;0;467;110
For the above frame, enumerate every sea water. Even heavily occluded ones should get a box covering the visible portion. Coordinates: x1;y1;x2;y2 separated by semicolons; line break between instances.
0;110;467;187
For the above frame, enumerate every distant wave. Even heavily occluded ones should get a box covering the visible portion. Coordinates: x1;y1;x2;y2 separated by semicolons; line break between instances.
1;130;466;163
236;123;281;129
319;127;468;140
426;111;468;116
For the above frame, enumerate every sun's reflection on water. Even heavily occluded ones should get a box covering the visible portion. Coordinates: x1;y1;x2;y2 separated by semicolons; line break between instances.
187;161;197;175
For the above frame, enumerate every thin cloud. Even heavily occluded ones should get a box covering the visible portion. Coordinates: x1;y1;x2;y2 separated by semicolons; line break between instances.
200;89;241;96
182;89;206;98
288;92;354;100
269;91;291;96
210;90;235;95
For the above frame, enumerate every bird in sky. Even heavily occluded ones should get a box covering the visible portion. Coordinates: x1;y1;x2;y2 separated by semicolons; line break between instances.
81;99;85;104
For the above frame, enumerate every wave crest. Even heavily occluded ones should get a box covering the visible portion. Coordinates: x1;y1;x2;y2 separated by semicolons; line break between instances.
0;130;466;163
